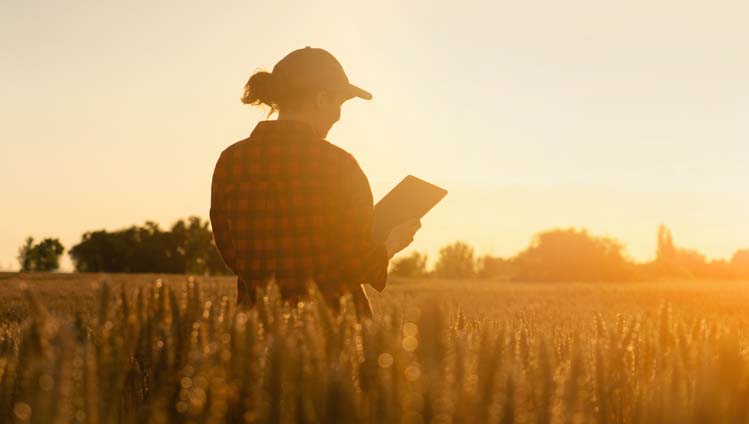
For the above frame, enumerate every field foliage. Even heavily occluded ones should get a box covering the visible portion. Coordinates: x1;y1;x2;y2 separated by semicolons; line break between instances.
2;274;749;423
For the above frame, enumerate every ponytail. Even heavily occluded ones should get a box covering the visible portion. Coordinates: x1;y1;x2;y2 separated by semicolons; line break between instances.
241;70;281;115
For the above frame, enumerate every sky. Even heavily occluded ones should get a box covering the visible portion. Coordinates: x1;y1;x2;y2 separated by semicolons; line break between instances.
1;0;747;271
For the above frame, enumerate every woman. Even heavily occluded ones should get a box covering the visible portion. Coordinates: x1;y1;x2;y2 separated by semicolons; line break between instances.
210;46;421;316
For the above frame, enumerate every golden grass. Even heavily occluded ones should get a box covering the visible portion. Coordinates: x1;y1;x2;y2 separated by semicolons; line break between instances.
2;274;749;423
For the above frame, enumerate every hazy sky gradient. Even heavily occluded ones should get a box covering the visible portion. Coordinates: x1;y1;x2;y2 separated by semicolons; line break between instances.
2;0;747;271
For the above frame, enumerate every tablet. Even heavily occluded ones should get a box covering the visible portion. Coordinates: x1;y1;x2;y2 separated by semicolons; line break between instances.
372;175;448;242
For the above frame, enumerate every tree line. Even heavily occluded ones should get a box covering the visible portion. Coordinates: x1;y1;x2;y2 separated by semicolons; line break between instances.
389;225;749;282
17;216;229;275
17;219;749;282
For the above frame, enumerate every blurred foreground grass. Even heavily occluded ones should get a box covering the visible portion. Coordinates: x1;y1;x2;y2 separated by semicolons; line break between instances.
3;273;749;423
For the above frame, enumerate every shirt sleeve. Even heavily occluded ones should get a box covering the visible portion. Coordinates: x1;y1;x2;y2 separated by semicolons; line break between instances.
209;151;238;275
331;154;390;292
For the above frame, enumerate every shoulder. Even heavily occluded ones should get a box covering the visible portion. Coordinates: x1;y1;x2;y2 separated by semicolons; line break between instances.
319;139;362;172
322;142;373;198
219;136;253;159
212;137;256;173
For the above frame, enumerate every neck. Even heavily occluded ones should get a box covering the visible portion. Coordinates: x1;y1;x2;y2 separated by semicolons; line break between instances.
276;110;321;137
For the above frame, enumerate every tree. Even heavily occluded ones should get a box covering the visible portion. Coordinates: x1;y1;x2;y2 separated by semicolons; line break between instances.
656;224;676;263
476;255;512;279
731;250;749;279
17;237;65;272
69;216;230;275
651;224;690;278
649;225;718;280
511;228;635;282
169;216;228;275
674;248;709;279
433;241;476;279
389;251;428;278
17;237;33;271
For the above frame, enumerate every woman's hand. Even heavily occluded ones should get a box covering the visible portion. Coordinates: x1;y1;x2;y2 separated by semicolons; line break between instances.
384;218;422;259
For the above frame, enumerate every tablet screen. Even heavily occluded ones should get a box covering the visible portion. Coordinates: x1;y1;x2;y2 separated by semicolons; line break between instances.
372;175;448;243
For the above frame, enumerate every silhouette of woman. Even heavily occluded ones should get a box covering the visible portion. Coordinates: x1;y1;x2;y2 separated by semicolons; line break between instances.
210;47;421;316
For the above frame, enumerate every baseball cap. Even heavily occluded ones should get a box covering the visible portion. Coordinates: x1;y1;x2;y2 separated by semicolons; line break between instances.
271;46;372;101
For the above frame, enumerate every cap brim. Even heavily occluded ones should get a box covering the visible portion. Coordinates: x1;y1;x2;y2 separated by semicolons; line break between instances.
345;83;373;101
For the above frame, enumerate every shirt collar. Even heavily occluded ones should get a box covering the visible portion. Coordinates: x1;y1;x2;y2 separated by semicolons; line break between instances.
250;119;320;140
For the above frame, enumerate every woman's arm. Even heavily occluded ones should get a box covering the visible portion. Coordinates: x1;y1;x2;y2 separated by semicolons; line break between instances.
330;154;390;292
209;151;238;275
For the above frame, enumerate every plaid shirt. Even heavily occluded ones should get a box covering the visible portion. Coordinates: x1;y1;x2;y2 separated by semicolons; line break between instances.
210;119;389;310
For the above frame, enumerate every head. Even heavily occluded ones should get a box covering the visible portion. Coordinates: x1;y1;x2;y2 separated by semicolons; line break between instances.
241;47;372;138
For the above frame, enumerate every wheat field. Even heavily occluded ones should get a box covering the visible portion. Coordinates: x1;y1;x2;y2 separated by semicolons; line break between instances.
3;273;749;423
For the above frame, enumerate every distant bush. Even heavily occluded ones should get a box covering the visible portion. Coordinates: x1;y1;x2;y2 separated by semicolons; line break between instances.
389;251;429;278
647;225;749;281
732;250;749;276
511;228;636;282
476;254;512;279
17;237;65;272
69;216;229;275
433;241;476;279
